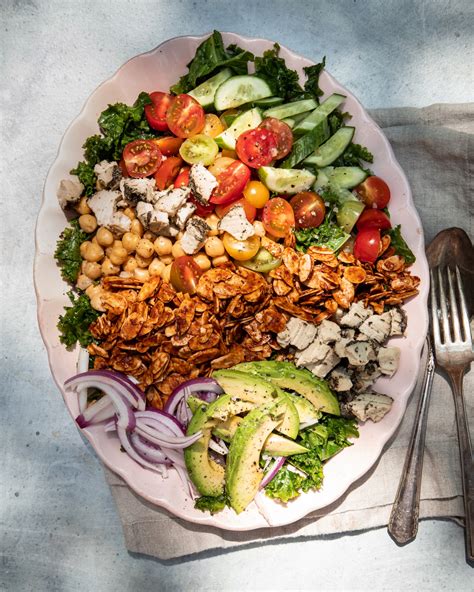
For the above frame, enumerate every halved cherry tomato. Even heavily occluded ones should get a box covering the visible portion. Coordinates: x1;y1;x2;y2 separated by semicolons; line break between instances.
259;117;293;160
356;208;392;231
236;128;278;169
215;197;257;222
123;139;162;178
174;166;190;189
354;228;381;263
154;156;183;190
262;198;295;238
207;156;236;178
166;94;205;138
151;136;184;156
202;113;225;138
243;180;270;209
355;176;391;209
144;92;173;131
290;191;326;229
174;166;215;216
210;161;251;205
222;233;261;261
118;158;129;177
170;256;203;294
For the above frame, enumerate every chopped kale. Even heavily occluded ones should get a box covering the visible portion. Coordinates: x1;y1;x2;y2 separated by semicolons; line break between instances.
254;43;304;101
303;58;326;101
334;142;374;173
194;494;228;514
70;161;96;196
54;219;90;283
295;213;350;253
387;225;416;265
264;466;307;503
57;291;99;348
328;109;351;135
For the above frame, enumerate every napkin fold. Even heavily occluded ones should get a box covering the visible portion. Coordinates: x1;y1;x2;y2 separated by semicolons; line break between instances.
105;103;473;560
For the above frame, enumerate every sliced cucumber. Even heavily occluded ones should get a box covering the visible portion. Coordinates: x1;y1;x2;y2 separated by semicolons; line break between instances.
214;75;273;110
336;199;365;232
215;107;262;150
314;166;334;189
179;134;219;165
253;96;284;107
328;166;368;188
258;166;316;194
303;127;355;168
263;99;318;120
293;93;346;135
280;119;330;169
281;111;314;129
187;68;233;109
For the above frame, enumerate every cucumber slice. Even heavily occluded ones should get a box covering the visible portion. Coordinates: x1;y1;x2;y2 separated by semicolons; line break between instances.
179;134;219;165
314;167;334;189
263;98;318;120
329;167;368;188
336;199;365;232
281;111;314;129
214;75;273;110
303;127;355;168
187;69;233;109
293;93;346;135
253;96;284;107
215;107;262;150
259;166;316;194
280;119;330;169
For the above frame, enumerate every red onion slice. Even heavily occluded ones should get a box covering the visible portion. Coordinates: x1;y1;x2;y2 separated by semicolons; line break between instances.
260;457;285;489
134;410;185;436
135;423;202;449
116;425;165;474
129;433;170;465
76;395;114;428
164;378;223;419
65;370;145;410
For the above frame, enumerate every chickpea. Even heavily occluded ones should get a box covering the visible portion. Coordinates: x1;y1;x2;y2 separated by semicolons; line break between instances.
123;207;136;220
91;236;99;245
109;245;128;266
205;236;225;258
212;254;229;267
113;239;123;248
101;257;120;276
143;230;157;242
90;294;106;312
85;284;102;299
123;256;138;273
134;267;150;282
161;264;172;283
130;219;144;237
160;255;174;265
154;236;172;256
194;253;211;271
80;241;92;258
96;226;114;247
149;258;165;277
121;232;139;253
76;273;93;291
171;241;186;259
82;261;102;280
206;214;220;237
119;271;133;278
75;196;92;215
136;238;155;259
78;214;97;233
135;253;153;268
83;242;104;263
253;220;266;238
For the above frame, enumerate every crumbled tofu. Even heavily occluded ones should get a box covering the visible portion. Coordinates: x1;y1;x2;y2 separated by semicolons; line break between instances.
377;347;401;376
328;367;353;392
317;320;341;344
94;160;121;190
218;205;255;240
188;164;218;204
109;212;131;235
277;317;317;350
181;216;210;255
334;336;354;358
340;301;373;328
307;349;340;378
120;178;156;205
344;341;376;367
352;363;382;392
87;190;122;227
174;202;196;230
344;393;393;423
359;313;392;344
389;308;407;336
295;339;330;368
57;179;84;209
155;186;190;216
136;201;170;235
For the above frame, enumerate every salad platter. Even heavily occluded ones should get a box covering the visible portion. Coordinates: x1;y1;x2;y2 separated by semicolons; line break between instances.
35;32;429;530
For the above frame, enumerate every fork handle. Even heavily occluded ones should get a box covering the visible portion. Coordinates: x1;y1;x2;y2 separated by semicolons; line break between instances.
448;366;474;566
388;344;435;544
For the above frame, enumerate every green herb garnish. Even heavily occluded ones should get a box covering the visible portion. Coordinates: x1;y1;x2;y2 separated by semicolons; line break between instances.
54;219;90;283
387;225;416;265
57;291;99;348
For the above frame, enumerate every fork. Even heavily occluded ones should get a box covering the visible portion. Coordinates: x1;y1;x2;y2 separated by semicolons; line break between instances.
431;265;474;565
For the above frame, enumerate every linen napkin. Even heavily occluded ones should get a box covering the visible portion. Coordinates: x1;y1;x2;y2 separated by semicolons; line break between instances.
104;103;473;560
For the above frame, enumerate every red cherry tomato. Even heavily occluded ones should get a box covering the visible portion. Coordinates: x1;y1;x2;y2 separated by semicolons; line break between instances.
210;161;251;205
174;167;215;216
354;228;381;263
118;158;129;177
235;128;278;169
152;136;184;156
123;139;162;178
166;94;205;138
144;92;173;131
154;156;183;190
356;208;392;231
290;191;326;229
258;117;293;160
215;197;257;223
169;256;203;294
262;198;295;239
174;166;190;189
355;176;391;209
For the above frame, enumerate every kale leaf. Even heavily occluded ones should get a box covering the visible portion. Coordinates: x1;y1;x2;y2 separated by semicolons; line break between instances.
57;291;99;348
303;58;326;100
387;225;416;265
70;161;96;196
328;109;351;135
334;142;374;172
295;216;350;253
54;219;90;283
170;31;253;94
264;466;306;503
194;494;228;514
254;43;304;100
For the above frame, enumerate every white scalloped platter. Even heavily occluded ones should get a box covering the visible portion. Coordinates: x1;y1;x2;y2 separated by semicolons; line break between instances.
34;32;429;531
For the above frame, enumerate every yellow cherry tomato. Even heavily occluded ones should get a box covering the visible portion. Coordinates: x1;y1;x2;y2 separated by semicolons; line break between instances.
207;156;236;178
243;180;270;209
202;113;225;138
222;233;260;261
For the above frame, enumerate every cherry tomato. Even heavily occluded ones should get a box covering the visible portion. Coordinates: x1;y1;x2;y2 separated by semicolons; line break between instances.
215;198;257;222
262;198;295;238
243;180;270;209
151;136;184;156
236;128;278;169
290;191;326;229
144;91;173;131
123;139;162;178
354;228;381;263
258;117;293;160
356;208;392;231
355;176;391;209
118;158;129;177
222;233;261;261
174;167;216;216
210;161;251;205
221;149;238;159
202;113;225;138
154;156;183;190
166;94;205;138
169;256;203;294
207;156;236;178
174;166;190;189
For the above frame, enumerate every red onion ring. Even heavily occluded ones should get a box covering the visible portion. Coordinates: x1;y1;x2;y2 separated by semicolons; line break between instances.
260;457;285;489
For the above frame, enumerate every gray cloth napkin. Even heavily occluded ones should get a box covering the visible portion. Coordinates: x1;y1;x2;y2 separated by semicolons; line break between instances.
104;103;474;560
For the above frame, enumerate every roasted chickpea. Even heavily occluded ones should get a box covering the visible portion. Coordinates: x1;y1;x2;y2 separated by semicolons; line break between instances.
109;245;128;266
160;255;173;265
135;253;153;268
91;236;99;245
90;294;106;312
253;220;266;238
171;241;186;259
204;236;225;258
130;219;144;237
206;214;220;237
136;238;155;259
76;273;93;291
149;258;165;277
82;261;102;280
119;271;133;278
80;240;92;258
75;196;92;215
96;226;114;247
194;253;211;271
123;207;136;220
122;232;139;253
154;236;172;256
212;254;229;267
123;256;138;273
143;230;157;242
85;284;102;299
101;257;120;276
78;214;97;233
134;267;150;281
83;242;104;263
161;264;172;282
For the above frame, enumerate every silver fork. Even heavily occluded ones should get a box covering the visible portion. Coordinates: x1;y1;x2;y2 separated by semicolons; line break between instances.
431;265;474;565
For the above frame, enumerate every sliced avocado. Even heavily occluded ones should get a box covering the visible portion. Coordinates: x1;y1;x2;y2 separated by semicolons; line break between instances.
213;369;299;438
233;361;340;416
186;395;207;415
284;391;321;425
226;403;284;514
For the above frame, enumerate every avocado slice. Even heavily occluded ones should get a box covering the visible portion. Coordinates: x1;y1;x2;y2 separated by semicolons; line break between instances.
213;416;309;457
226;403;285;514
213;370;300;438
234;361;340;416
284;392;321;425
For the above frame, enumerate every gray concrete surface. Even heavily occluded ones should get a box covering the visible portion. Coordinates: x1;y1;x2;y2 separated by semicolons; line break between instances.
1;1;473;590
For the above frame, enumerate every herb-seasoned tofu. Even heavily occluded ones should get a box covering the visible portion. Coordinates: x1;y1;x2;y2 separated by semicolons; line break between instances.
218;205;255;241
188;164;218;204
181;216;210;254
57;178;84;209
94;160;121;190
